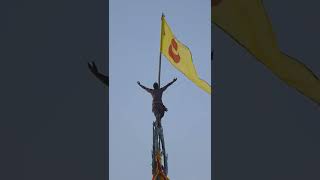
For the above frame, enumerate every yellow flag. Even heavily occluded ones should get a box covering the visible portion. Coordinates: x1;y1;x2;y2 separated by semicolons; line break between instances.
212;0;320;105
160;15;211;94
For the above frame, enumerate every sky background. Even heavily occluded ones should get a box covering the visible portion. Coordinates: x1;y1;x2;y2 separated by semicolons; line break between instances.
109;0;211;179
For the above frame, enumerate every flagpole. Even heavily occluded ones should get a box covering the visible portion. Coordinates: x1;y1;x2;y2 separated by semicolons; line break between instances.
158;52;162;87
158;13;164;87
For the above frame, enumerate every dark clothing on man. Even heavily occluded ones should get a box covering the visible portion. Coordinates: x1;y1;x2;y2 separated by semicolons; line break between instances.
138;79;176;121
150;88;168;119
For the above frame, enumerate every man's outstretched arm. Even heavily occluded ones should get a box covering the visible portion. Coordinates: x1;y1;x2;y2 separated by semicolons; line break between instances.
137;81;152;93
88;61;109;86
161;78;177;91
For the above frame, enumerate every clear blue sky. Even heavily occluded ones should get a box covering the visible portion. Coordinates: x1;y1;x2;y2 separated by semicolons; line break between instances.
109;0;211;179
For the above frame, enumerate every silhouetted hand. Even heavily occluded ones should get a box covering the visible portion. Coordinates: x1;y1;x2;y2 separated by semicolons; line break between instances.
137;81;141;85
88;61;98;74
173;77;177;82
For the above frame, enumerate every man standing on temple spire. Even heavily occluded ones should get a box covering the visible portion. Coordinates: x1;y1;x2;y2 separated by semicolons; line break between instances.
137;78;177;123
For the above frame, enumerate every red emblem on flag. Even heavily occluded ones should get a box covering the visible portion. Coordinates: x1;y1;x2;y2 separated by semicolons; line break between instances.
168;38;180;63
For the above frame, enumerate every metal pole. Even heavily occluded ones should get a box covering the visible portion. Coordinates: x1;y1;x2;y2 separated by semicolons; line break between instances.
158;13;164;87
158;52;162;87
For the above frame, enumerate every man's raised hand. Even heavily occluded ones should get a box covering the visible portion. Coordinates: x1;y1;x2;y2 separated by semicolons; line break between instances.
88;61;98;74
173;77;177;82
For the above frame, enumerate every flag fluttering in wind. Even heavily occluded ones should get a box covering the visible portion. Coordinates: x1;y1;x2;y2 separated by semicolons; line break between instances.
160;15;212;94
212;0;320;105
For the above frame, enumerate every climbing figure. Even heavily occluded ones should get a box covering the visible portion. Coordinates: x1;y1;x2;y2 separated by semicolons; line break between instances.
137;78;177;123
88;61;109;86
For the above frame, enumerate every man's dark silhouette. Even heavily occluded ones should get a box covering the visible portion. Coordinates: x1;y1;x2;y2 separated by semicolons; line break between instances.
137;78;177;123
88;61;109;86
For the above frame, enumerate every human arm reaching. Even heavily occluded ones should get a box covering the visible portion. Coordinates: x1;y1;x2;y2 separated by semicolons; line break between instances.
137;81;152;93
161;78;177;91
88;61;109;86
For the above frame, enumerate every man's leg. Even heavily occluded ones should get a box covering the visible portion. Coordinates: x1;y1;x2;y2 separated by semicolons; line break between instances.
160;111;164;119
155;113;162;127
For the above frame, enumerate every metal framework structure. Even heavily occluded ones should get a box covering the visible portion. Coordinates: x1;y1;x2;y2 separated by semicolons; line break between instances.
152;120;169;180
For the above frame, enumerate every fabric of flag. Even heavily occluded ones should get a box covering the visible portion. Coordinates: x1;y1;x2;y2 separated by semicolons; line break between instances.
212;0;320;105
160;15;212;94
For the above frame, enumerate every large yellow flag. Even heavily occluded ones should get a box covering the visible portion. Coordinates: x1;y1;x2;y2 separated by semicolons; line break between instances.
160;15;211;94
212;0;320;105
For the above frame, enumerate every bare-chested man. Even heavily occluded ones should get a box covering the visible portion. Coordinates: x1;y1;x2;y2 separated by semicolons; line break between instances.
137;78;177;123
